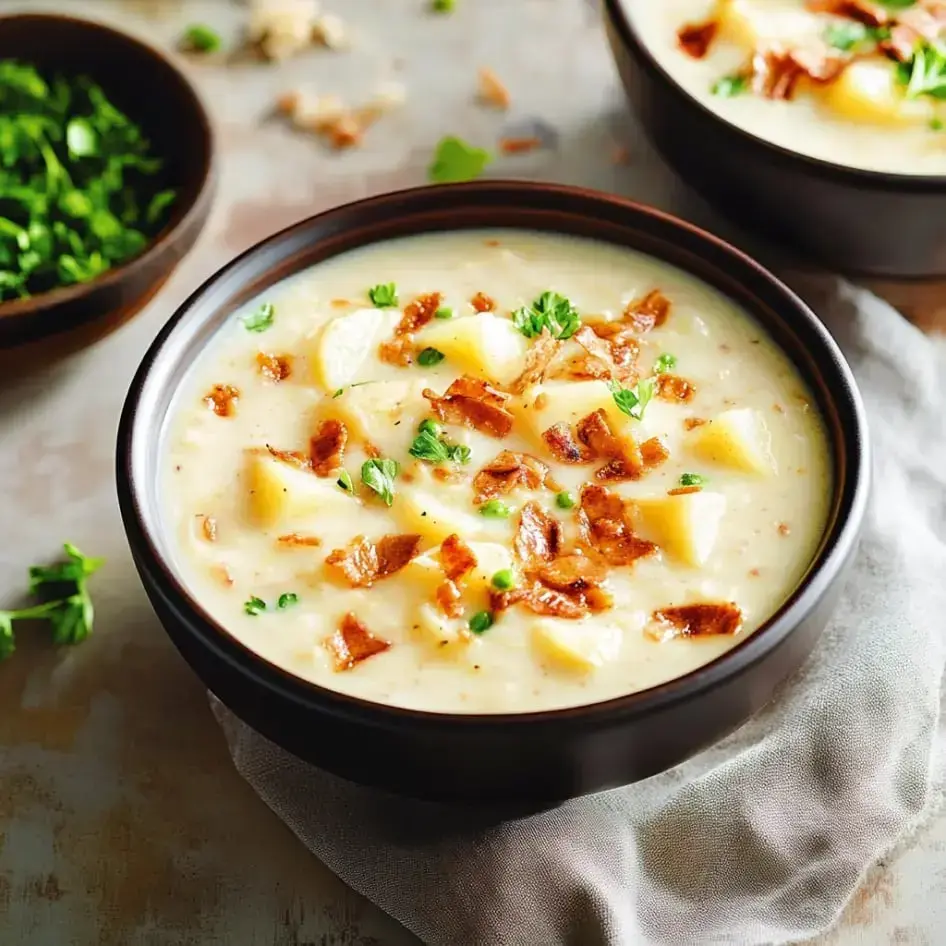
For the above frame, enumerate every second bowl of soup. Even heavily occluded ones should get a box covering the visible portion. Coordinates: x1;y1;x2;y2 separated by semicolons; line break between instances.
117;182;868;804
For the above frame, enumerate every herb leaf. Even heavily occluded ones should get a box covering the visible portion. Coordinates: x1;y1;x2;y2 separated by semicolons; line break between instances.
417;347;445;367
368;282;398;308
654;353;677;374
679;472;706;487
244;596;267;616
432;0;456;11
337;469;354;494
609;378;655;421
512;291;581;340
277;592;299;609
361;458;400;506
711;73;749;97
434;306;454;319
181;24;223;53
409;421;471;465
243;302;274;332
898;42;946;100
428;136;492;184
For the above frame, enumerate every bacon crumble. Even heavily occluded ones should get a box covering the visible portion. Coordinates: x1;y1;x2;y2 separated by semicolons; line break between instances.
668;485;702;496
640;436;670;470
499;136;544;154
623;290;671;334
650;603;743;641
805;0;888;27
506;330;561;394
656;373;696;404
200;515;217;542
684;417;708;431
256;352;292;382
514;501;564;565
325;613;391;671
578;409;645;482
436;579;464;618
470;291;496;312
265;444;311;470
423;375;515;438
379;291;443;366
472;450;555;503
578;485;657;567
277;532;322;547
325;534;421;588
440;534;478;582
543;422;592;465
677;19;719;59
310;418;348;476
751;44;846;101
204;384;240;417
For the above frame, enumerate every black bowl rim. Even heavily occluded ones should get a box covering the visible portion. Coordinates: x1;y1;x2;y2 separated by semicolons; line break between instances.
605;0;946;190
117;180;870;732
0;12;216;325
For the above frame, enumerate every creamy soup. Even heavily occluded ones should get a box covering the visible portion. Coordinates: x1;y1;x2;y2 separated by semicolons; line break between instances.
162;231;831;714
627;0;946;175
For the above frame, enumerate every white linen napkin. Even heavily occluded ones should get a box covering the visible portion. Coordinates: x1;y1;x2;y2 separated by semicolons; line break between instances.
211;277;946;945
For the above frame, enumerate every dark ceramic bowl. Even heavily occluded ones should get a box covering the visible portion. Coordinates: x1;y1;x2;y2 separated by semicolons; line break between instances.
604;0;946;279
116;182;869;807
0;14;215;348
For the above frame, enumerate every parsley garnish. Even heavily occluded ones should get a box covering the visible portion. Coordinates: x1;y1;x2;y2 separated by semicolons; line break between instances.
654;353;677;374
361;458;400;506
409;420;471;465
277;592;299;609
898;42;946;100
417;347;445;367
479;499;511;519
0;61;177;303
931;117;945;131
711;73;749;97
243;302;274;332
609;378;655;422
432;0;456;11
181;24;222;53
0;542;104;659
468;610;494;634
823;22;869;52
337;469;354;494
512;291;581;340
244;596;266;616
368;282;398;307
434;306;454;319
679;472;706;487
428;136;492;184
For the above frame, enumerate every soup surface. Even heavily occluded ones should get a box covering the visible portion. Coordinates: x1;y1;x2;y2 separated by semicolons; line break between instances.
626;0;946;175
162;230;831;714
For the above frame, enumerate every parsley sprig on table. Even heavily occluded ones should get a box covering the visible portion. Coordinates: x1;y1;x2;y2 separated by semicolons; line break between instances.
0;542;104;659
0;60;176;303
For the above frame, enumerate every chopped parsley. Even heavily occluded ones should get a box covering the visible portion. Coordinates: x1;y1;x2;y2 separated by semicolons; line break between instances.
244;596;266;616
711;73;749;97
181;24;222;53
555;490;576;510
368;282;398;308
432;0;456;11
468;610;494;634
277;592;299;609
428;135;492;184
654;352;677;374
898;42;946;100
361;457;399;506
931;117;945;131
491;569;515;591
417;346;445;367
0;542;104;659
243;302;274;332
679;472;706;487
609;377;655;422
337;469;354;494
823;22;870;52
479;499;511;519
434;305;454;319
409;420;470;465
512;290;581;340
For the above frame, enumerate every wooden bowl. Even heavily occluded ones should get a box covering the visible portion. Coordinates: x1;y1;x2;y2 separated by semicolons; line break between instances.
0;13;215;349
603;0;946;279
116;182;870;806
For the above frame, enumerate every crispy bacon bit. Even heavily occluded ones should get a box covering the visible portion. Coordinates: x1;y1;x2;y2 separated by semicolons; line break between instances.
751;44;846;101
677;19;719;59
623;290;671;333
204;384;239;417
325;533;421;588
578;484;657;567
543;422;592;464
327;114;362;150
211;563;234;587
379;336;415;366
778;522;792;536
514;501;563;565
325;613;391;671
668;485;702;496
472;450;552;503
200;515;217;542
640;436;670;469
436;579;464;618
589;322;641;380
535;554;608;594
559;323;640;383
423;375;515;438
310;418;348;477
440;534;477;582
684;417;708;431
331;298;351;308
478;66;510;109
470;291;495;313
432;465;465;483
266;444;311;470
506;330;562;394
379;292;443;366
256;352;292;382
656;374;696;404
277;532;322;547
650;603;743;640
578;409;644;482
805;0;888;27
499;136;543;154
491;574;612;620
363;440;382;459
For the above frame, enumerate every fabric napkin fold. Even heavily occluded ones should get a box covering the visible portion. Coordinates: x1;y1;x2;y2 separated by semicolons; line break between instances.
212;278;946;946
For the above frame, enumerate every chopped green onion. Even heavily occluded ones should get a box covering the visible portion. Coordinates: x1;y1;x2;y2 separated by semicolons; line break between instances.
277;592;299;609
368;282;398;308
244;596;266;616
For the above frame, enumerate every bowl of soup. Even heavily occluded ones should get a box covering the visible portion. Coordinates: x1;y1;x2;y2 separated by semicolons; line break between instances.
116;182;868;805
605;0;946;277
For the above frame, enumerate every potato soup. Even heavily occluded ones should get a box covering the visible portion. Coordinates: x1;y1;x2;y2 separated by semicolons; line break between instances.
162;231;831;714
627;0;946;175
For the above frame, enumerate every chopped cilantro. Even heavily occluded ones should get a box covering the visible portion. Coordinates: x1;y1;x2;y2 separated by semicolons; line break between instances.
181;24;222;53
654;353;677;374
409;422;471;465
277;592;299;609
491;570;515;591
512;291;581;340
428;135;492;184
243;302;274;332
555;490;576;510
337;469;354;494
480;499;511;519
609;377;655;422
368;282;398;308
711;73;749;97
434;305;454;319
679;472;706;487
468;610;494;634
417;347;445;367
244;596;266;616
361;457;399;506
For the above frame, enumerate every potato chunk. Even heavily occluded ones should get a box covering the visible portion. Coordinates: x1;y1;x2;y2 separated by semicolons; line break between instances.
532;619;622;673
245;451;338;527
820;60;934;127
416;603;469;650
715;0;818;47
309;307;399;392
689;408;775;475
632;491;727;567
330;378;430;456
395;486;490;545
516;380;629;444
415;314;529;387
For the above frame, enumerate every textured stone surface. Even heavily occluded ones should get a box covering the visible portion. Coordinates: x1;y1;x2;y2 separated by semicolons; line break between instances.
0;1;942;943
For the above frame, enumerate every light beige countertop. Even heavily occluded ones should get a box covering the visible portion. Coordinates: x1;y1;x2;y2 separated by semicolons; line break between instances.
0;1;943;943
